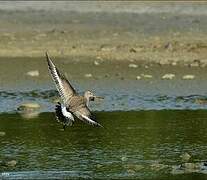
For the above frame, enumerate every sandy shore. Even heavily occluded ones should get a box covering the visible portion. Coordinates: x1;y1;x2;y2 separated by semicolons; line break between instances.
0;2;207;66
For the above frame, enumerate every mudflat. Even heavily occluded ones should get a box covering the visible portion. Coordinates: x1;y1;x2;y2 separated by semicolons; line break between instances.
0;2;207;67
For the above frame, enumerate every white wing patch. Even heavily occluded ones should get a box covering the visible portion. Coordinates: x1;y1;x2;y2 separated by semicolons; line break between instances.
62;106;74;122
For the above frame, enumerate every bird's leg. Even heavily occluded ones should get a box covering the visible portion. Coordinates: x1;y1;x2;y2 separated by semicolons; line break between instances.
63;124;66;131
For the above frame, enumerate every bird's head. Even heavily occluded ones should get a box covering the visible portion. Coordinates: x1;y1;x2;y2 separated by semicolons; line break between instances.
84;90;104;101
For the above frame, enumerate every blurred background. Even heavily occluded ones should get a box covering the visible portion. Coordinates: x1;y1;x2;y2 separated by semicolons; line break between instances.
0;2;207;179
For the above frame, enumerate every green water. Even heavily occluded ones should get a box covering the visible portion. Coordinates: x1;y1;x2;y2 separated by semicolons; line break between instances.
1;110;207;179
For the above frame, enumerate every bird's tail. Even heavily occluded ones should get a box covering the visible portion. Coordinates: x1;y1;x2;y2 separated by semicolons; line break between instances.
55;102;73;129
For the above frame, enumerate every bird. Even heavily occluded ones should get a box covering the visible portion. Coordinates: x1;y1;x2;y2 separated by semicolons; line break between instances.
46;52;104;130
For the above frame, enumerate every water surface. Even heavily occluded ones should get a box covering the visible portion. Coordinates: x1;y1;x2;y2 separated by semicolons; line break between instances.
0;111;207;179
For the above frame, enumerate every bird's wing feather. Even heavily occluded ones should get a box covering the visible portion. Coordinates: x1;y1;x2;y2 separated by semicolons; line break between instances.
74;106;103;127
46;52;76;103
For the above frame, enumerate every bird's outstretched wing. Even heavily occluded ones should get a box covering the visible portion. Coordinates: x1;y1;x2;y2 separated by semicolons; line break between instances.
74;106;103;127
46;52;76;104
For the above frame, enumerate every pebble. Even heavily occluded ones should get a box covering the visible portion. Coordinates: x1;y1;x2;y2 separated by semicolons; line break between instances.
6;160;17;167
18;103;41;119
94;61;100;66
141;74;153;79
180;152;191;162
84;74;93;78
126;164;144;171
96;164;103;168
128;63;138;68
190;62;199;67
129;48;137;53
0;131;6;136
26;70;39;77
182;75;195;80
136;76;141;80
18;103;40;111
121;156;128;162
172;162;203;174
171;62;177;66
150;163;168;171
162;73;175;80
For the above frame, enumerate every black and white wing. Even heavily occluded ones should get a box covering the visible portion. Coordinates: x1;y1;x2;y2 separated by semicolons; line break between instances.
55;102;74;129
46;52;76;104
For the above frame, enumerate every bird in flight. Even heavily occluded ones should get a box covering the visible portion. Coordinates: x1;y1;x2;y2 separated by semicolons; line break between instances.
46;52;103;130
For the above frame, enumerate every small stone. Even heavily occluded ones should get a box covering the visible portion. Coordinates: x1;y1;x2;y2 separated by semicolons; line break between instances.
18;103;40;111
18;103;41;119
129;48;137;53
182;75;195;80
136;76;141;80
26;70;39;77
162;74;175;80
6;160;17;167
150;163;168;171
180;162;200;172
84;74;92;78
0;131;6;136
180;153;191;162
128;63;138;68
141;74;153;79
94;61;100;66
121;156;128;162
96;164;103;168
126;164;144;171
190;62;199;67
127;169;135;174
171;62;177;66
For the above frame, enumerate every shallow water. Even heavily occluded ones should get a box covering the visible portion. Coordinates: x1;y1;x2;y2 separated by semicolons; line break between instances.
1;58;207;112
0;111;207;179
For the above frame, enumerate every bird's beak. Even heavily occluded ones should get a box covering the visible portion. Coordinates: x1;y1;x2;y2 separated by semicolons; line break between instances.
95;96;104;100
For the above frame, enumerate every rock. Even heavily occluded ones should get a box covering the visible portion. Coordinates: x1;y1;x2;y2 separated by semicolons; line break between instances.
94;60;100;66
180;152;191;162
126;164;144;171
182;75;195;80
136;76;141;80
171;62;177;66
129;48;137;53
127;169;135;174
190;62;199;67
18;103;40;119
18;103;40;111
172;162;202;174
6;160;17;167
26;70;39;77
128;63;138;68
150;163;168;171
141;74;153;79
96;164;103;168
162;74;175;80
195;99;207;105
0;131;6;136
84;74;93;78
121;156;128;162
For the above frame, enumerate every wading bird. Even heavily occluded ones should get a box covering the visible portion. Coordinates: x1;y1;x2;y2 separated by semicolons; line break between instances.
46;52;103;129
